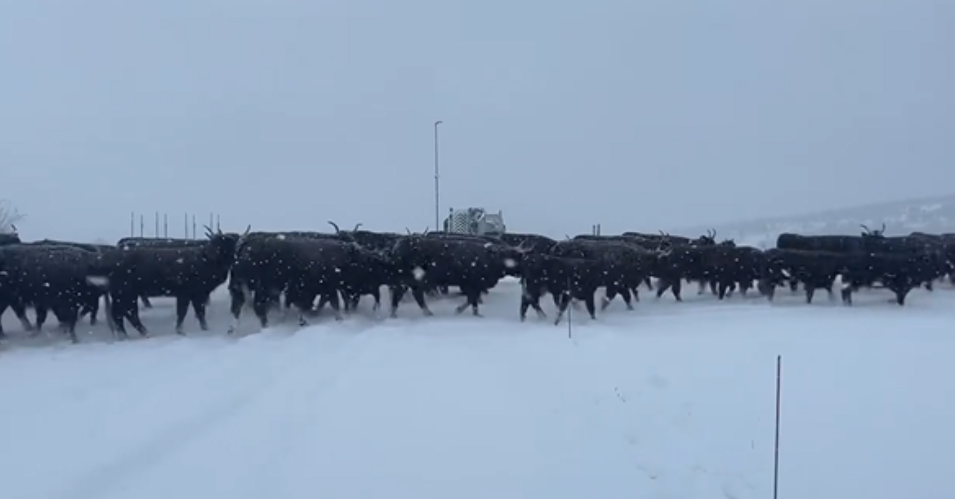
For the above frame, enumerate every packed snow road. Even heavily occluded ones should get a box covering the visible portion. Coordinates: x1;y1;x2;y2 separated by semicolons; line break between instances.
0;280;953;499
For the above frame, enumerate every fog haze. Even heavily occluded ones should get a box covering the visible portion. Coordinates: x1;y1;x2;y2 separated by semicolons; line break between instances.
2;0;952;241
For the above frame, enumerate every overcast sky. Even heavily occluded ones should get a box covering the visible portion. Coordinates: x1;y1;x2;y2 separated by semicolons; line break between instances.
1;0;952;241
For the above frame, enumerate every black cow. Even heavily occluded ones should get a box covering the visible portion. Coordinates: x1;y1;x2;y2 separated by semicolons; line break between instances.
19;240;116;325
762;248;846;303
0;245;110;343
115;237;214;310
551;239;656;308
227;236;380;333
90;227;242;337
689;245;767;299
387;236;523;318
839;251;937;305
0;232;21;246
519;253;603;324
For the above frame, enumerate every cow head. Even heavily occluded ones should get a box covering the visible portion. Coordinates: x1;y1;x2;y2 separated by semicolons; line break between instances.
695;229;717;246
204;224;248;263
860;223;886;239
327;220;359;243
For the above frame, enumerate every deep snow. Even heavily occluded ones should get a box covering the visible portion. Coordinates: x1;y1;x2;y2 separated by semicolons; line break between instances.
1;279;953;499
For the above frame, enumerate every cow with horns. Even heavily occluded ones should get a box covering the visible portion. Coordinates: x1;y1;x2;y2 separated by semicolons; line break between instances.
89;225;246;338
227;228;395;333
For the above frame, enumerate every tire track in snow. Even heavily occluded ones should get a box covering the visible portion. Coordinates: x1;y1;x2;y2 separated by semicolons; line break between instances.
37;329;371;499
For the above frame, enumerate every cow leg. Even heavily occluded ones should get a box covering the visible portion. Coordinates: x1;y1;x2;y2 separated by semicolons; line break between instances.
79;294;100;326
389;285;407;318
174;296;190;335
582;292;597;320
191;295;209;331
644;277;654;291
891;285;912;306
618;287;634;310
717;281;731;300
669;279;683;301
601;286;618;311
629;284;641;302
709;280;718;295
10;302;34;332
697;280;706;295
924;280;934;292
804;286;816;304
109;295;131;339
455;288;482;316
227;285;246;334
253;290;271;329
125;300;149;337
411;286;433;316
553;293;571;326
31;305;50;336
324;290;344;321
655;279;672;299
552;290;563;308
57;305;80;344
140;296;152;309
841;286;853;305
520;293;547;321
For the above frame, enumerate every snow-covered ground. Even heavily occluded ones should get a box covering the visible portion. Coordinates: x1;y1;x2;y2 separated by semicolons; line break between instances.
1;279;953;499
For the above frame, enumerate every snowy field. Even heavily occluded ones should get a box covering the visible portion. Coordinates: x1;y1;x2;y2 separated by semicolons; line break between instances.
1;279;953;499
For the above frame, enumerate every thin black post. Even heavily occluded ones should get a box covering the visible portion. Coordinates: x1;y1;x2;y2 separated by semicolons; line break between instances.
773;354;782;499
566;275;572;339
434;120;443;233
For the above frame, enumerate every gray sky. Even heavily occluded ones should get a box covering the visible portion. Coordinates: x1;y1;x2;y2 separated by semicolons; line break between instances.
1;0;952;242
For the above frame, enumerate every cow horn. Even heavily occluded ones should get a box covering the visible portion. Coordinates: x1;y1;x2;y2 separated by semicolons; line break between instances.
860;224;870;233
659;230;666;236
203;225;214;238
353;223;363;232
422;226;430;235
881;222;886;233
711;228;717;238
9;224;16;233
327;221;341;233
405;227;412;235
243;224;251;236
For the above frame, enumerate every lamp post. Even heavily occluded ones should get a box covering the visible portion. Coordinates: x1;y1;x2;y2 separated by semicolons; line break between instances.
433;120;443;232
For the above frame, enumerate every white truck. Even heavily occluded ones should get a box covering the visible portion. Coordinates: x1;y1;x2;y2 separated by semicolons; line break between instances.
443;207;506;236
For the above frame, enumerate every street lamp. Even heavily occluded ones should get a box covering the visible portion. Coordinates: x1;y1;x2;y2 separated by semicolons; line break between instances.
434;120;443;232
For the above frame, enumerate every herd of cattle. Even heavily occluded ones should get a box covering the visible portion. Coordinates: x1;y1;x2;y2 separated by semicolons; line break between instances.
0;221;953;343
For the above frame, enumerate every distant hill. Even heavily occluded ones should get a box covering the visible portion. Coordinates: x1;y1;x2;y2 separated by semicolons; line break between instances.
676;194;955;248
